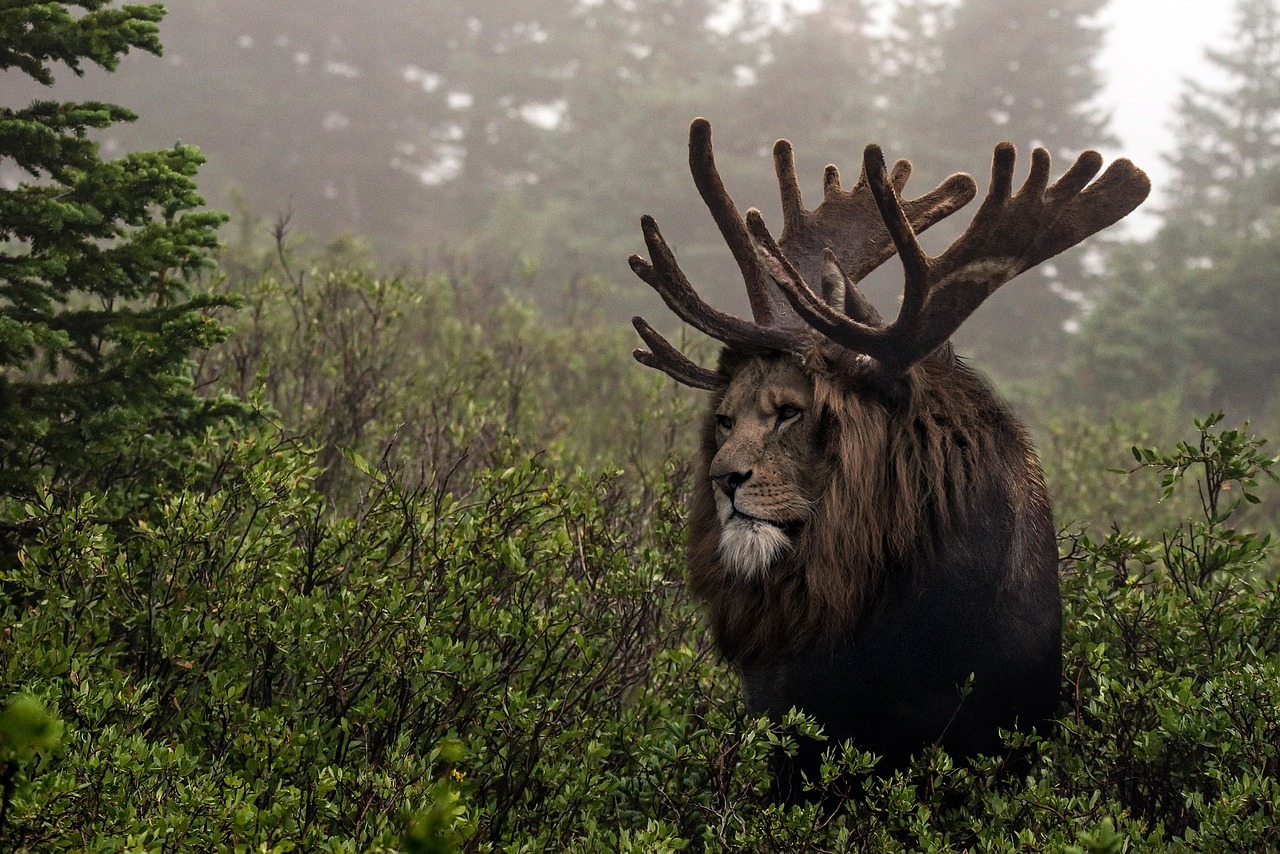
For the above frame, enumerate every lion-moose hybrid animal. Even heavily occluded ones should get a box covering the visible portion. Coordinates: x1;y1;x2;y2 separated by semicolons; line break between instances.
628;118;1149;800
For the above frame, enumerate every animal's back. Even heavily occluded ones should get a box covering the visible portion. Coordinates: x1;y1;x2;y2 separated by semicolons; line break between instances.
739;395;1062;790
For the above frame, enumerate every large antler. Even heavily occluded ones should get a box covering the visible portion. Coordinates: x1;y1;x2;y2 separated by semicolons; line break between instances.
629;117;977;388
771;135;976;312
759;143;1151;375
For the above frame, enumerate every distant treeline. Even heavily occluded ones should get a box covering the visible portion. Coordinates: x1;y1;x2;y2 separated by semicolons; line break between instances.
10;0;1280;411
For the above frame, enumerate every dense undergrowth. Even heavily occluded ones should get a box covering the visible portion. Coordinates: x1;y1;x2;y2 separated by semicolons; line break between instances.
5;4;1279;849
2;252;1279;851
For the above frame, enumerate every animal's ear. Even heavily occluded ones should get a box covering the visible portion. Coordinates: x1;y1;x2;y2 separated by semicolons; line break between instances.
867;372;914;412
819;351;911;411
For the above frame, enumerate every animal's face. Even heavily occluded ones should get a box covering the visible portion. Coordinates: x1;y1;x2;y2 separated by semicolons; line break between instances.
709;355;823;578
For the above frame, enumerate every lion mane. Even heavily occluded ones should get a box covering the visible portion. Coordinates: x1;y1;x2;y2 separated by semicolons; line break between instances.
687;345;1054;665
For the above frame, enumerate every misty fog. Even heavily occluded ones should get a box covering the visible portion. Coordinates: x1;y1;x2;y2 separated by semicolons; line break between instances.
6;0;1276;416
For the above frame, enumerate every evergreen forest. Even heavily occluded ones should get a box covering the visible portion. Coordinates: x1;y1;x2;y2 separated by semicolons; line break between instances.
2;1;1279;850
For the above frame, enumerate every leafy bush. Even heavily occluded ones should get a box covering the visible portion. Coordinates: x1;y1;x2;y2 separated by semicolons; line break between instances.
195;224;705;505
1;403;1278;850
0;427;713;850
1053;414;1280;847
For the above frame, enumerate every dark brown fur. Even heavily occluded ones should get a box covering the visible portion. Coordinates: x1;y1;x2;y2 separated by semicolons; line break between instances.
688;343;1052;665
686;343;1061;799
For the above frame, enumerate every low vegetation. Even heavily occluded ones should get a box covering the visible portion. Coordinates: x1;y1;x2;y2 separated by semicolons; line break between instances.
3;253;1279;851
3;4;1278;850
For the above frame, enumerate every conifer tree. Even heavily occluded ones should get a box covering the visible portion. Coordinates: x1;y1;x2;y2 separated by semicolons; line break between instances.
1071;0;1280;415
898;0;1112;170
0;1;233;499
878;0;1114;375
1160;0;1280;256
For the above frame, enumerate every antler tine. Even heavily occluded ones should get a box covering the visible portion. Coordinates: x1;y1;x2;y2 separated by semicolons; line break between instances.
746;208;888;355
749;145;944;365
774;136;807;248
631;317;724;390
769;142;1150;374
773;136;977;291
918;144;1150;343
1035;155;1151;258
628;214;796;353
863;144;931;328
687;117;785;325
773;140;880;325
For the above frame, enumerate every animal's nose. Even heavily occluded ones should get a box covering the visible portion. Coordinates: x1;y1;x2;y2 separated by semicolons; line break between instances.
712;470;751;498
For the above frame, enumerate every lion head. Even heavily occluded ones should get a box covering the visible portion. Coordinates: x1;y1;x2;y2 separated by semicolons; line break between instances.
702;353;821;579
686;344;1035;663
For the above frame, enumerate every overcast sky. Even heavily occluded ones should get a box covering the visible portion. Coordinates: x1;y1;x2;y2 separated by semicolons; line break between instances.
773;0;1236;235
1098;0;1233;234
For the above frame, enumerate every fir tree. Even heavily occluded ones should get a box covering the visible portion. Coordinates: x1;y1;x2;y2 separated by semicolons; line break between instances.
1071;0;1280;415
0;1;234;500
1161;0;1280;256
878;0;1114;375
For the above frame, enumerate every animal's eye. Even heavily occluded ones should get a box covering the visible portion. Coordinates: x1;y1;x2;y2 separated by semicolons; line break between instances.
715;414;734;432
775;404;803;428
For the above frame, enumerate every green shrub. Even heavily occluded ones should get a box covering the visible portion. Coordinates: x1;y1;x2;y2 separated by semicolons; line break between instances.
0;427;723;849
1;411;1278;850
195;229;706;506
1052;413;1280;848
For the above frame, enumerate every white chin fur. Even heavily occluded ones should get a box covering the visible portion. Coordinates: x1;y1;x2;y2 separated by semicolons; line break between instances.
718;516;791;579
